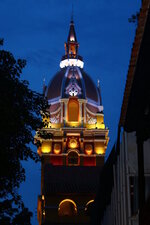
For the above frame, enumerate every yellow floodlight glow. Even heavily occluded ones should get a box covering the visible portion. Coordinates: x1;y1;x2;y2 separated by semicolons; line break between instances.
85;144;93;155
41;142;51;153
95;147;105;155
54;143;61;154
96;123;105;129
68;138;78;149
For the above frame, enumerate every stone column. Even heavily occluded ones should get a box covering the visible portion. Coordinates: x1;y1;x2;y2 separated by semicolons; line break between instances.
60;101;63;123
84;101;87;124
63;99;68;123
79;101;82;123
79;99;86;126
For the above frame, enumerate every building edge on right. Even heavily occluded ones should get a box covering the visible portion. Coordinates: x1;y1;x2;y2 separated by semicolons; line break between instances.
92;1;150;225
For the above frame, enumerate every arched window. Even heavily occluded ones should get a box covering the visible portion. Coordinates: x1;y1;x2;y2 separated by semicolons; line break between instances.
58;199;77;216
68;99;79;122
85;200;94;216
67;150;79;166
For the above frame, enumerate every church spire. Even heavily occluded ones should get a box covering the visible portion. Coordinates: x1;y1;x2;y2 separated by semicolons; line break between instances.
65;17;79;59
60;15;84;69
67;5;77;43
67;20;77;43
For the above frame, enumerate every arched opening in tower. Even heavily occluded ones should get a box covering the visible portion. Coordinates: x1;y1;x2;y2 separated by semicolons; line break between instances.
58;199;77;216
85;200;94;216
67;150;79;166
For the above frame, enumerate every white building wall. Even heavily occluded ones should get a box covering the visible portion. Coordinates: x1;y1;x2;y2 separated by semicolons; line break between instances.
101;131;150;225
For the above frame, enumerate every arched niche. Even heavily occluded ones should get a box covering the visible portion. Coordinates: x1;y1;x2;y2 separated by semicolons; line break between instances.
85;200;94;216
58;199;77;216
68;98;79;122
67;150;79;166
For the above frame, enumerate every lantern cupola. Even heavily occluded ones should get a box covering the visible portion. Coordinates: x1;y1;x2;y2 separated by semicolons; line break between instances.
60;19;84;68
66;19;78;57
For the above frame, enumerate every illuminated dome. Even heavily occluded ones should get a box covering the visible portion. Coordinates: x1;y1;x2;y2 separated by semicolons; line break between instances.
45;19;103;115
36;17;109;225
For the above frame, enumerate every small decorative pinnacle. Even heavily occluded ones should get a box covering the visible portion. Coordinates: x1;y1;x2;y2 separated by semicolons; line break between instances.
43;77;46;94
97;79;100;88
43;77;46;86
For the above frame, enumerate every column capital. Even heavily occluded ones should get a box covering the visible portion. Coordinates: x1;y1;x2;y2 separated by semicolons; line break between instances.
78;99;87;103
60;98;69;103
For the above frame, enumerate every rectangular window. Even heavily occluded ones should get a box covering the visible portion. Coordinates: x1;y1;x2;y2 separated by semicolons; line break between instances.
130;176;138;215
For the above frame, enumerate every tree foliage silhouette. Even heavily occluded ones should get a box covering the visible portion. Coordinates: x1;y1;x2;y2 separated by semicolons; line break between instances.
0;40;47;224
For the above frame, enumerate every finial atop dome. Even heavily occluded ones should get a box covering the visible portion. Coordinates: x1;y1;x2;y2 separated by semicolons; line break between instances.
97;79;100;88
71;4;74;22
67;17;77;43
43;77;47;95
60;12;84;69
97;79;103;106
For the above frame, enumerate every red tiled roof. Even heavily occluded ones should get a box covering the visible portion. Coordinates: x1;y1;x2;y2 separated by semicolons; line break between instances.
119;0;150;126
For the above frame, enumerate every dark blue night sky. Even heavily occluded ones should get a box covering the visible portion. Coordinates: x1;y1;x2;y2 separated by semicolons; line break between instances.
0;0;140;224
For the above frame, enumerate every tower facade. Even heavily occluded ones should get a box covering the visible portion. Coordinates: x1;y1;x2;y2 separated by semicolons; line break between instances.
35;19;109;225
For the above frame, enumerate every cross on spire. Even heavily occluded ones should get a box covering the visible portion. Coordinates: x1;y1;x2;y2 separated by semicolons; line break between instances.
71;4;74;22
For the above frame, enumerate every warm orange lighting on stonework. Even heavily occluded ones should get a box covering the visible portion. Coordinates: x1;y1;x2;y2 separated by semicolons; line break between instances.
54;143;61;154
41;141;51;153
85;199;94;211
85;200;94;216
96;123;105;129
85;144;93;155
43;210;45;216
68;138;78;149
94;142;105;155
94;147;105;155
58;199;77;216
83;157;96;166
68;98;79;122
66;121;80;127
35;18;110;225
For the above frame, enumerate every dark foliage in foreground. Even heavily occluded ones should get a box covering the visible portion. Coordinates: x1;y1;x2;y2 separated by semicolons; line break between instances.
0;39;47;224
128;11;139;24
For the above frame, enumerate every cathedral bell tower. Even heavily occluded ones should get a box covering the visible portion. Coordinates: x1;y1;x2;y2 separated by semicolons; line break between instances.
35;18;109;225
